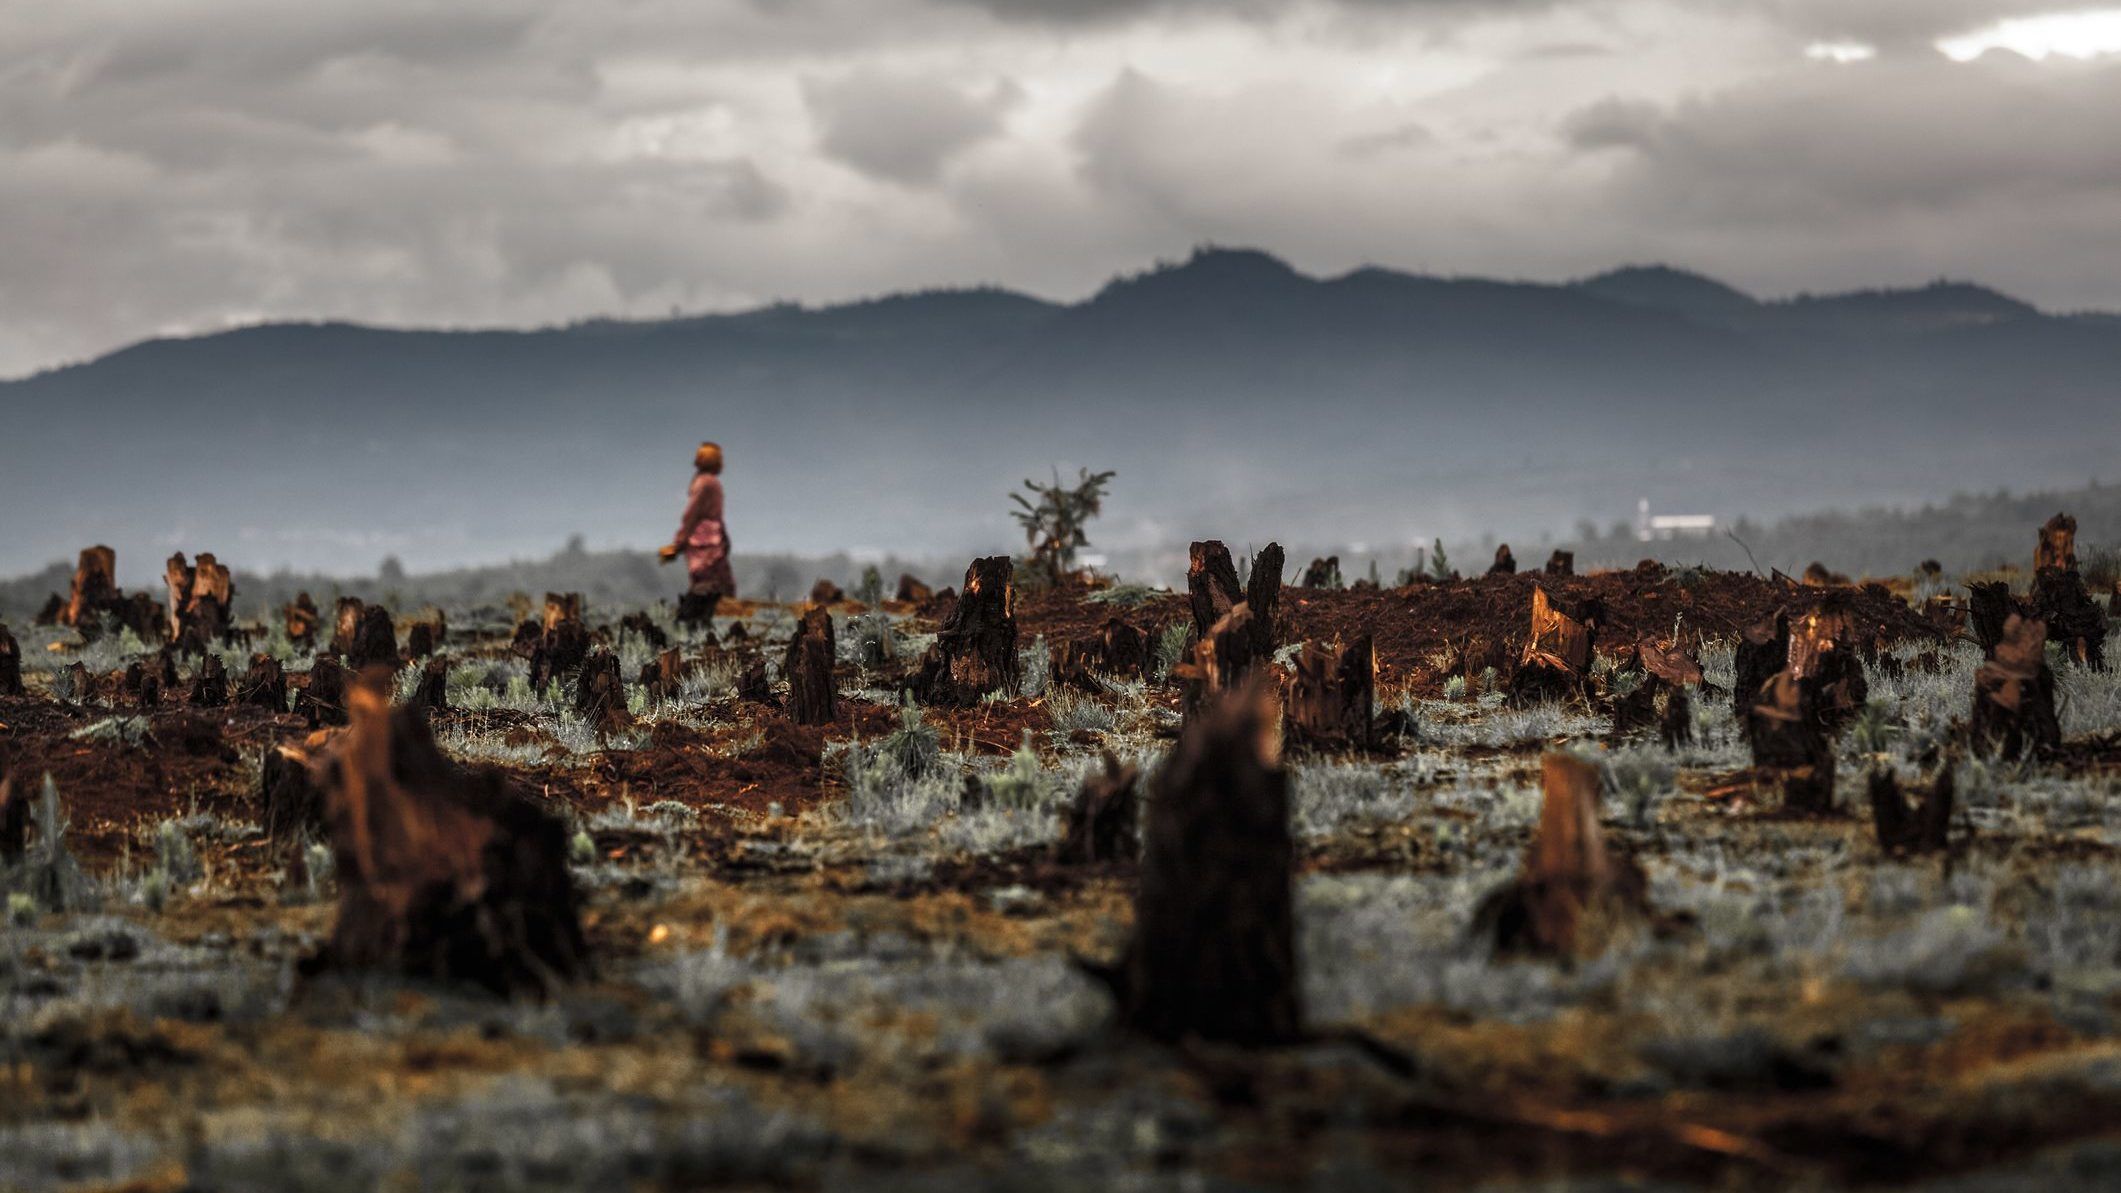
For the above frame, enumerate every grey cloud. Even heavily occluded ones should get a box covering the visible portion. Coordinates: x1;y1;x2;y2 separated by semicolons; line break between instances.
804;70;1020;183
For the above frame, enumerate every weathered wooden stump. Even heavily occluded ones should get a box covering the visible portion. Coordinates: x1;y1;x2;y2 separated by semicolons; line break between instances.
808;578;844;605
1967;582;2017;655
285;593;320;650
1489;544;1517;575
33;595;63;627
1545;550;1575;577
910;556;1017;707
1177;603;1266;720
1101;617;1149;678
895;573;934;604
0;775;27;864
1787;599;1868;733
639;648;688;704
736;656;775;706
1283;637;1375;752
2036;512;2077;572
1746;671;1836;812
407;657;451;714
1122;677;1299;1045
1509;585;1600;704
1971;614;2060;759
405;622;437;661
166;551;235;650
57;661;93;704
262;737;334;844
527;598;591;691
543;593;584;629
62;546;120;629
1244;543;1284;660
188;654;229;706
1052;752;1140;865
237;654;287;712
784;607;838;726
1299;556;1341;589
1048;638;1106;693
1869;769;1955;856
1659;684;1694;750
1732;612;1789;722
1186;541;1245;638
347;605;398;671
0;622;22;697
331;598;366;659
1476;754;1650;959
571;649;626;728
296;657;349;728
618;612;669;653
675;591;718;627
308;669;591;996
2029;544;2107;667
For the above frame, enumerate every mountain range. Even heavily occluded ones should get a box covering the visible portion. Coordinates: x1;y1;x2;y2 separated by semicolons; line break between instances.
6;247;2117;583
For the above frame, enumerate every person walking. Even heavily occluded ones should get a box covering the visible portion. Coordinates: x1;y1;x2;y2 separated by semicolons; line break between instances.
660;441;734;624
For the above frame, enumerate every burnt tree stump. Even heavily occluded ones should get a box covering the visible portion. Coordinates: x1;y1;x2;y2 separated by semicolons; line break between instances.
1967;582;2017;656
62;546;120;630
330;598;366;659
1122;677;1299;1045
188;654;229;706
1177;603;1265;720
736;656;775;706
618;612;669;653
166;551;234;651
1971;614;2060;759
408;657;451;715
296;657;349;729
1509;586;1601;704
1052;752;1141;865
1489;544;1517;575
2030;564;2106;669
1869;769;1955;856
308;669;591;996
1283;637;1376;752
1100;617;1149;678
262;739;334;845
1244;543;1284;659
285;593;320;650
2036;512;2077;573
895;573;933;604
1475;754;1650;959
1186;541;1245;638
784;607;838;726
405;622;437;661
528;601;591;692
0;776;27;864
1747;672;1836;813
910;556;1017;707
1299;556;1341;589
346;605;398;671
1545;550;1575;577
0;622;22;697
640;648;688;704
1787;600;1868;733
1732;612;1790;722
809;578;845;605
237;654;287;713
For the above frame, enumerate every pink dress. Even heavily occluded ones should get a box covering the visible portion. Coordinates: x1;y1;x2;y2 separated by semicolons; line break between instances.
676;472;735;595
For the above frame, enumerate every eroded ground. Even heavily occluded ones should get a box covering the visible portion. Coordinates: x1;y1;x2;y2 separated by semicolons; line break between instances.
3;569;2119;1191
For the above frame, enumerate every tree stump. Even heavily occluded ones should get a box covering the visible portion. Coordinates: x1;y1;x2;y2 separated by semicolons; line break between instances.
910;556;1017;706
1732;612;1790;722
62;546;120;629
285;593;320;650
1489;544;1517;575
1967;582;2017;655
405;622;437;661
1052;752;1140;865
237;654;287;713
2036;512;2077;572
331;598;366;658
0;622;22;697
347;605;398;671
571;649;626;727
262;737;335;845
736;656;775;706
188;654;229;706
543;593;584;630
1186;541;1245;638
166;552;234;651
895;573;933;604
1545;550;1575;577
2030;561;2106;668
1659;683;1694;750
1283;637;1375;752
0;775;27;864
1100;618;1148;678
618;612;668;653
408;657;451;714
308;669;591;996
1971;614;2060;759
784;607;838;726
1475;754;1649;959
1177;603;1264;720
639;648;688;704
528;603;591;691
808;578;844;605
57;662;92;705
1510;585;1600;704
1786;599;1868;733
1869;769;1955;856
1122;677;1299;1045
296;657;349;728
1244;543;1284;655
1747;671;1835;812
1299;556;1341;589
34;595;64;627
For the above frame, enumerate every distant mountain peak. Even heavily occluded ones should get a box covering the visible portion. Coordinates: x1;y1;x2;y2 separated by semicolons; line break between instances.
1091;245;1307;304
1572;265;1759;318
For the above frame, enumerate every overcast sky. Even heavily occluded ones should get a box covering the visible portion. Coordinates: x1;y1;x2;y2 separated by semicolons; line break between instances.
6;0;2121;378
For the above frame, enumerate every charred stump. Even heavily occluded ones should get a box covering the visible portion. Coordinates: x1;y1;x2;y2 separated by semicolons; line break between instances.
1121;677;1299;1045
405;622;437;661
784;607;838;726
2030;564;2107;668
1971;614;2061;760
1489;544;1517;575
1100;617;1149;678
1545;550;1575;577
1732;612;1790;722
188;654;229;707
0;776;26;864
346;604;398;670
736;657;776;707
1186;541;1245;638
571;649;626;729
1177;603;1264;720
1052;752;1141;865
1659;684;1694;750
307;669;591;996
237;654;288;713
528;618;591;692
1475;754;1649;959
808;578;844;606
1967;582;2017;655
33;595;63;627
675;591;718;628
2036;512;2077;572
1509;585;1600;704
1299;556;1341;589
285;593;321;650
1243;543;1284;659
895;574;933;604
331;598;366;659
296;657;349;728
62;546;120;630
618;612;669;653
0;622;22;697
166;551;234;650
262;739;333;845
408;657;451;715
1869;769;1955;856
1746;672;1836;813
640;648;688;705
910;556;1017;707
1787;600;1868;733
1283;637;1376;752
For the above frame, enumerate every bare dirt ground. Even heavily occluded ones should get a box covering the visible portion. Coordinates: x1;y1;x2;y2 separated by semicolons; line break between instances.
3;563;2119;1191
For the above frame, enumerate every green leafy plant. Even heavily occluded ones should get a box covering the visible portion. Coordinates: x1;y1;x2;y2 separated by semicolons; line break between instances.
1010;467;1116;584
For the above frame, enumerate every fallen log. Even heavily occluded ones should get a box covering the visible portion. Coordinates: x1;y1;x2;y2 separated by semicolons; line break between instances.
1283;637;1375;752
1971;614;2060;759
909;556;1017;706
237;654;287;713
1121;677;1299;1045
1052;752;1140;865
1869;769;1955;856
1489;544;1517;575
1475;753;1650;959
784;607;838;726
307;668;591;996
